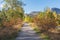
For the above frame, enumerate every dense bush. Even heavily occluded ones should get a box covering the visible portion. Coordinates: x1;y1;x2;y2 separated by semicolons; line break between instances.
34;11;56;31
0;11;23;40
33;9;60;40
57;14;60;25
0;5;24;40
0;0;24;39
24;15;33;23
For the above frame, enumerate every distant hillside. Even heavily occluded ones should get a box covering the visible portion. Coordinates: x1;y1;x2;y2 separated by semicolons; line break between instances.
52;8;60;14
28;8;60;17
28;11;40;17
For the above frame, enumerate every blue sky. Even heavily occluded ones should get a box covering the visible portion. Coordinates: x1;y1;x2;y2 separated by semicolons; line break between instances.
22;0;60;13
0;0;60;13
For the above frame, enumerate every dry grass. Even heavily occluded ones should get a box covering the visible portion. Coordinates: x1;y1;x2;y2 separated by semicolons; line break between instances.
0;18;23;40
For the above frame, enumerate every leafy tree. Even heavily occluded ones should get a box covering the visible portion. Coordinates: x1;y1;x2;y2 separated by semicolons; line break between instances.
57;14;60;25
0;0;24;40
3;0;24;9
1;0;24;21
33;8;57;33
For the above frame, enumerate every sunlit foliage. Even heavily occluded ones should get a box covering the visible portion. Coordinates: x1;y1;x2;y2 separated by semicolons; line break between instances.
33;8;60;40
0;0;24;40
24;15;33;23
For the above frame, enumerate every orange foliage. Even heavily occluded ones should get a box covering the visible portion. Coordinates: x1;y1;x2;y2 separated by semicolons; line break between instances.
0;18;23;40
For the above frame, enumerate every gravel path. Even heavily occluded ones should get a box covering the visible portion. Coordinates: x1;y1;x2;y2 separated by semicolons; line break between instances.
15;23;43;40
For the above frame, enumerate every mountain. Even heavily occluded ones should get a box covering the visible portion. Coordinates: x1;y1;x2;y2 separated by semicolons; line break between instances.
51;8;60;14
28;11;40;17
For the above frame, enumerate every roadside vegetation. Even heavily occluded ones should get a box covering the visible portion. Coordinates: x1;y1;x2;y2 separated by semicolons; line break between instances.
33;8;60;40
27;8;60;40
0;0;60;40
0;0;24;40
